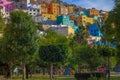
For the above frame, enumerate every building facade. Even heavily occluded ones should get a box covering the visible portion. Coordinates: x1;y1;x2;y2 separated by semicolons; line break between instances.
57;15;74;27
49;26;74;37
42;13;56;20
81;15;94;25
68;5;74;14
60;5;68;15
27;3;40;16
0;0;14;18
70;15;94;26
89;8;100;16
40;3;48;14
49;2;60;15
89;23;102;36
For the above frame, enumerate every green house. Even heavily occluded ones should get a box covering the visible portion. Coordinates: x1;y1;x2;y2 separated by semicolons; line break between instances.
57;15;74;27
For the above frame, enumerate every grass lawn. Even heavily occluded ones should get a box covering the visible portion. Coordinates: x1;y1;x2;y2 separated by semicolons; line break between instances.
12;75;75;80
0;75;120;80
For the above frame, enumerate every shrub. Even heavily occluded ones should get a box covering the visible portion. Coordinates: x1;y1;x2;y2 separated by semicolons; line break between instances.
74;72;105;80
88;77;97;80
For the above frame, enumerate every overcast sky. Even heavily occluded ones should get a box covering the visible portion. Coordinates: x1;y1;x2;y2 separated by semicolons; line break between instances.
62;0;115;11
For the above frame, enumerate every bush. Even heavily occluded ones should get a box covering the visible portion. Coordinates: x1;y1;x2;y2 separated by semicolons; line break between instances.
88;77;97;80
74;72;105;80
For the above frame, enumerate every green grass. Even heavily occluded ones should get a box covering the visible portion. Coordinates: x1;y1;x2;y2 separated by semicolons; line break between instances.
0;75;120;80
12;75;75;80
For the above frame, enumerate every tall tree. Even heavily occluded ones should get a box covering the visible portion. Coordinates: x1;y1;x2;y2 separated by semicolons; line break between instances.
0;14;4;32
75;45;102;72
3;10;38;80
39;31;69;80
73;26;89;44
98;45;116;80
102;1;120;79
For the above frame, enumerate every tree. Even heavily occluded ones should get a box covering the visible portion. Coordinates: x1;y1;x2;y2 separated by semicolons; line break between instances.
3;10;38;80
98;45;116;80
36;22;43;31
75;45;102;72
39;31;69;80
0;14;4;32
73;26;89;44
101;1;120;79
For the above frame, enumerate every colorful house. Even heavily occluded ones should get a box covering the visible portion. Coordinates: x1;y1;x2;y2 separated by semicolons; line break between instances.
43;20;57;25
42;13;56;20
0;0;14;12
33;16;47;23
60;5;68;15
41;0;52;3
0;6;5;17
57;15;74;27
76;11;89;16
85;8;100;16
27;3;40;16
49;2;60;15
40;3;48;14
81;15;94;25
0;0;14;19
70;15;94;26
89;23;102;36
68;5;74;14
48;26;74;37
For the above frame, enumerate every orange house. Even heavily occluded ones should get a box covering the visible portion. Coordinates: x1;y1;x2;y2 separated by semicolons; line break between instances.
49;2;60;15
89;8;100;16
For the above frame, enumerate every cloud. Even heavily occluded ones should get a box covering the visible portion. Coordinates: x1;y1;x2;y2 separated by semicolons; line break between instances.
62;0;115;11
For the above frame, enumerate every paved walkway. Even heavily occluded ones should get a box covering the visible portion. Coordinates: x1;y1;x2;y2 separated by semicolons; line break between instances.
111;72;120;76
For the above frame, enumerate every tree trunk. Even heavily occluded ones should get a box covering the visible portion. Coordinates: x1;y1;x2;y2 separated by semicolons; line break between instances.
108;56;110;80
43;68;45;75
22;61;26;80
78;65;81;73
10;63;13;80
26;65;28;79
50;63;53;80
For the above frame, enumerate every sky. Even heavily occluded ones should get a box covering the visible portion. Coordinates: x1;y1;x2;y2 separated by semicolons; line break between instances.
62;0;115;11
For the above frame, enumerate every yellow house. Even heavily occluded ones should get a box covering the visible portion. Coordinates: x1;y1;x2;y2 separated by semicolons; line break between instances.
49;2;60;15
68;5;74;14
81;15;94;25
68;27;74;37
42;14;56;20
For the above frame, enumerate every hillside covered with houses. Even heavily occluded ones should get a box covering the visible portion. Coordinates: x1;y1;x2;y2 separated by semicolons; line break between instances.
0;0;110;45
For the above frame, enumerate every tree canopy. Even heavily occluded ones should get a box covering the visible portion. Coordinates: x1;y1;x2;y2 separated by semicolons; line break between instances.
2;10;38;80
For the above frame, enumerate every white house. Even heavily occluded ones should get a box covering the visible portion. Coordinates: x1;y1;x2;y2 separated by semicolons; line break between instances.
26;3;40;16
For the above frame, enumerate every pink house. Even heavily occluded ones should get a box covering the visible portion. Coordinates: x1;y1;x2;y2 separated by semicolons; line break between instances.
0;0;14;12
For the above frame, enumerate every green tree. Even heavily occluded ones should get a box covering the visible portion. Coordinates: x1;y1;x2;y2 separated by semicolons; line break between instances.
101;1;120;79
39;31;69;80
0;14;4;32
73;26;89;44
36;22;43;31
3;10;38;80
98;45;116;80
75;45;102;72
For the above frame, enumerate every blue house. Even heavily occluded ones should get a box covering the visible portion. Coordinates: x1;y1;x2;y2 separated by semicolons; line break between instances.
95;41;116;47
76;11;89;16
74;25;79;34
43;20;57;25
89;23;102;36
89;23;117;47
